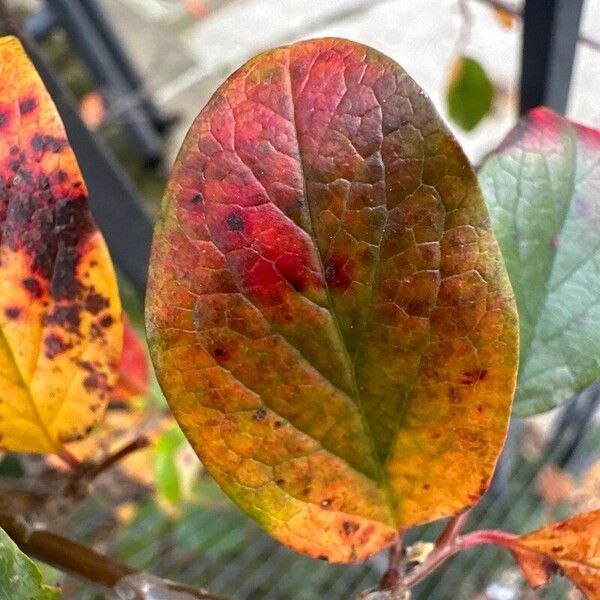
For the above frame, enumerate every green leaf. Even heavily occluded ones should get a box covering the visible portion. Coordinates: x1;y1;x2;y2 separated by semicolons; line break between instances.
447;56;494;131
146;37;519;563
480;107;600;415
0;527;60;599
154;426;185;504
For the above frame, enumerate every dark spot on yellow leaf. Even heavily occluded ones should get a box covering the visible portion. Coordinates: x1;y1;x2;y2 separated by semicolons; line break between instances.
342;521;359;535
100;314;114;328
44;334;69;358
4;306;20;319
51;248;81;300
317;555;329;562
85;290;109;314
22;277;43;298
254;408;267;421
45;305;81;333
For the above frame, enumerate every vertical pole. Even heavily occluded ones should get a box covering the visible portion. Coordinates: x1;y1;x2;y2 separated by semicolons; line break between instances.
77;0;169;132
520;0;585;114
46;0;163;164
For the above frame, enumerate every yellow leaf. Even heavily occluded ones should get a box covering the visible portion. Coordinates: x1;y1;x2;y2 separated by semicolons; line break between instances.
0;37;122;453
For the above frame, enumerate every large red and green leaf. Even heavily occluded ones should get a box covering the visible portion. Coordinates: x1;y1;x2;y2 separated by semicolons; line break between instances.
146;38;518;562
480;108;600;415
0;37;122;453
508;510;600;599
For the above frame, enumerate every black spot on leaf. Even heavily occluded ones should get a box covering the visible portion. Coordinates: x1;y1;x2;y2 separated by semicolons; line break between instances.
226;212;244;231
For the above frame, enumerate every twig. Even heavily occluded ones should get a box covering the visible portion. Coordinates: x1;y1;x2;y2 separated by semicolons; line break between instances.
88;435;150;479
379;532;405;590
472;0;600;52
398;527;518;590
434;509;470;549
57;447;83;471
0;511;228;599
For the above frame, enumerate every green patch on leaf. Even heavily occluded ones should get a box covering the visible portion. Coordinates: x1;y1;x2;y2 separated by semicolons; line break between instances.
0;527;60;600
447;56;494;131
480;107;600;415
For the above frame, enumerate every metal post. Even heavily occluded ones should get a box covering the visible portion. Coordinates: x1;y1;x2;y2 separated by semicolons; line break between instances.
77;0;169;133
45;0;164;165
520;0;585;114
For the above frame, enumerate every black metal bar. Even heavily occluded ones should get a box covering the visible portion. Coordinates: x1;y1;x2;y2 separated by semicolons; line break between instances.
17;34;154;295
77;0;169;133
45;0;163;165
520;0;585;114
24;6;59;39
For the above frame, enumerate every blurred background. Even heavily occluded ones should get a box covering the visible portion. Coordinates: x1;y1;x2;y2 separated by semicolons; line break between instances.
1;1;600;599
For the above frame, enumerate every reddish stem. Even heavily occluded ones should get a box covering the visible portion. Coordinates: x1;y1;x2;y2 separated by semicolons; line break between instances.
57;447;83;471
398;527;518;591
379;532;405;590
89;436;150;478
459;529;518;550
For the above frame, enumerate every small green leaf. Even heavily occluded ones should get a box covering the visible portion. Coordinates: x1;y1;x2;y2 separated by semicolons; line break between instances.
0;526;60;599
447;56;494;131
154;426;185;504
480;107;600;415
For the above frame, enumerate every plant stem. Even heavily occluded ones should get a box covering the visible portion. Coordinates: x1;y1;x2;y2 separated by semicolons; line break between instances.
0;511;132;589
57;447;83;471
399;527;518;590
0;511;228;599
89;435;151;478
434;510;470;549
379;532;405;590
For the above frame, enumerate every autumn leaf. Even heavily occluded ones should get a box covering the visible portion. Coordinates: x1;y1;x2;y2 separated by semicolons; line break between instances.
0;37;123;453
510;510;600;599
111;316;150;403
480;108;600;415
446;56;494;132
146;38;519;562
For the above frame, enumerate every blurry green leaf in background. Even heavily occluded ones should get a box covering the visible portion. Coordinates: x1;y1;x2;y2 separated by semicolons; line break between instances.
447;55;494;131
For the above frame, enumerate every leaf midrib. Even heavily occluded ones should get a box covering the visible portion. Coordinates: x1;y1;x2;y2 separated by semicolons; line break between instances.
285;48;397;525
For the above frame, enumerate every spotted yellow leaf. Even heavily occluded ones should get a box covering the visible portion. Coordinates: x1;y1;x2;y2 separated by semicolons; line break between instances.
0;36;122;453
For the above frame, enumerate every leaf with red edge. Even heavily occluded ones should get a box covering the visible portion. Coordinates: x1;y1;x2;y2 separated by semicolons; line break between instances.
0;37;122;453
480;108;600;415
111;316;150;403
146;38;519;562
510;510;600;599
